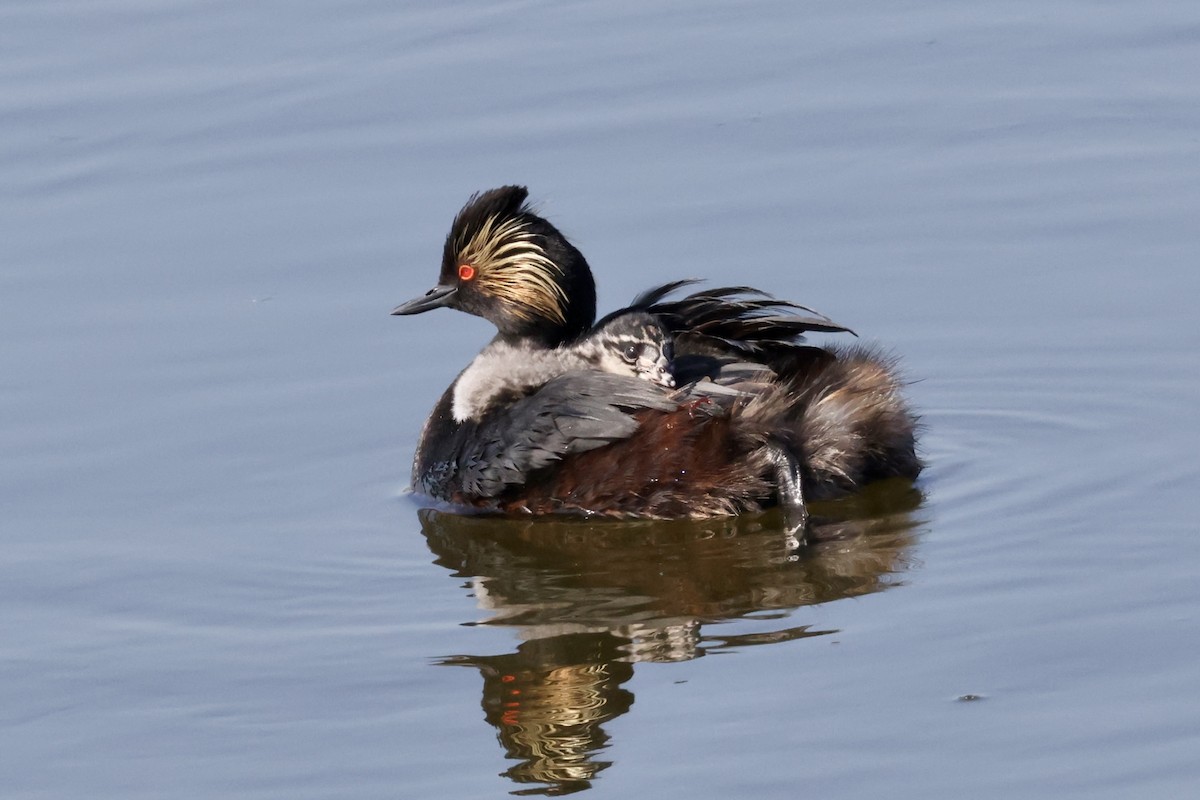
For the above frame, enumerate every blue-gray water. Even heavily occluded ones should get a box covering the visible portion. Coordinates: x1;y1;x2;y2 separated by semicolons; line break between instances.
3;1;1199;797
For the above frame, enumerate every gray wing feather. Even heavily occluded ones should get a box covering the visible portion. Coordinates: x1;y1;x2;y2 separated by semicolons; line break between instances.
456;371;678;497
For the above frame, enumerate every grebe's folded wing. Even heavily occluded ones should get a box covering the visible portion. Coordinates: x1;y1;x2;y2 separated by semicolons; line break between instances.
456;371;679;498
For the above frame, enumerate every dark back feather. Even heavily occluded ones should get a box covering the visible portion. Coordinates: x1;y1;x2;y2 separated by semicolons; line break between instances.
597;282;854;365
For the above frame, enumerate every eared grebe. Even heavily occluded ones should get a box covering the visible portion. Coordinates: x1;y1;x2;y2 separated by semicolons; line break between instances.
393;186;921;519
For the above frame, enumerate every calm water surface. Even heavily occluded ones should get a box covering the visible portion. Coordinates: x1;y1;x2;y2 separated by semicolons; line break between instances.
3;1;1199;797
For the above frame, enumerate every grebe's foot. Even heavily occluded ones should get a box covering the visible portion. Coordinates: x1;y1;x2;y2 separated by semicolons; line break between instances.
767;442;809;541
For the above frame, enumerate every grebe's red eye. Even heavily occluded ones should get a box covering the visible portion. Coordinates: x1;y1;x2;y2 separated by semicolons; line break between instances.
458;264;476;281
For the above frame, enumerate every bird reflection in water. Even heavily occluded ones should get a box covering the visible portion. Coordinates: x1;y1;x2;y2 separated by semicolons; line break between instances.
421;480;923;795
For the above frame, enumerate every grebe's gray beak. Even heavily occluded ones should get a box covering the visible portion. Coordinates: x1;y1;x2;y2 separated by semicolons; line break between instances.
391;283;457;316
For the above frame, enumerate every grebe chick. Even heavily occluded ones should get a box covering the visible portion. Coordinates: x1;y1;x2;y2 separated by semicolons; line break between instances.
451;311;674;423
571;312;675;388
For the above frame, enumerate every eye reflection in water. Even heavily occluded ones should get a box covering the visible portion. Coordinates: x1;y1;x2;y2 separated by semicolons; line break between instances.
420;480;923;796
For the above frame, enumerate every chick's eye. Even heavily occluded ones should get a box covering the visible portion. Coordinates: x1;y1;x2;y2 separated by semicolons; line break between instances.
622;343;642;363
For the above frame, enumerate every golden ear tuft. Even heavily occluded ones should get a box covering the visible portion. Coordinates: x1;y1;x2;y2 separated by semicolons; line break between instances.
455;214;567;325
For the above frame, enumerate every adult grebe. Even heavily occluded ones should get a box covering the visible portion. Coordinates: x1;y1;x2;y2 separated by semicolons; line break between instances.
393;186;921;519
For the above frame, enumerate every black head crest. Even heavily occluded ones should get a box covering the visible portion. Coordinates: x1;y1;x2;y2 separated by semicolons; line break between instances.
449;186;532;244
